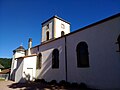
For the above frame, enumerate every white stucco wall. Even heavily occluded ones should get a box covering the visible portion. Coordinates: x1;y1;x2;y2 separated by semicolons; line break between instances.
31;46;39;54
15;58;24;82
10;51;25;80
23;56;37;81
66;16;120;89
36;37;66;82
54;18;70;38
14;55;37;83
41;17;70;43
41;19;54;42
14;51;25;58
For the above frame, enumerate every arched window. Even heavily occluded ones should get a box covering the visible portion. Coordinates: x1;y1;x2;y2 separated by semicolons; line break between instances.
76;42;89;68
117;34;120;52
36;53;42;69
61;31;65;36
46;31;49;40
52;49;59;69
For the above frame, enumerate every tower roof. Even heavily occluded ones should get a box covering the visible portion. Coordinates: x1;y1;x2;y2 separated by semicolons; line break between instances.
41;15;70;25
13;45;25;53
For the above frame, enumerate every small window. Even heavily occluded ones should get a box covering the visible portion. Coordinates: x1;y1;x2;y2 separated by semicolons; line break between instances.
46;31;49;40
52;49;59;69
46;24;49;30
61;24;65;29
37;53;42;69
117;34;120;52
61;31;65;36
76;42;89;68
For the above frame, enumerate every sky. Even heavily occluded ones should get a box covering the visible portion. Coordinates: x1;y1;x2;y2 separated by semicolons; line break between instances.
0;0;120;58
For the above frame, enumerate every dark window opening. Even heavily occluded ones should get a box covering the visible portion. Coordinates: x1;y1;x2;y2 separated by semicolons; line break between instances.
37;53;42;69
76;42;89;68
46;24;49;30
52;49;59;69
117;35;120;52
61;31;65;36
46;31;49;40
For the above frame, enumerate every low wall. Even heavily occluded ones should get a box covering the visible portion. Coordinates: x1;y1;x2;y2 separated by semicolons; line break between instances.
0;74;9;81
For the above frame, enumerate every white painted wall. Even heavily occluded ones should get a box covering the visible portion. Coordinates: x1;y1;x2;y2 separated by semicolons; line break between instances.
54;18;70;38
31;46;39;54
36;37;66;82
41;19;54;42
14;51;25;58
23;56;37;81
41;17;70;43
66;16;120;89
15;58;24;82
15;56;37;83
10;51;25;81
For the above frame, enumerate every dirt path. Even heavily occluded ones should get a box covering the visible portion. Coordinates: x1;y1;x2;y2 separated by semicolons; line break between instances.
0;80;94;90
0;81;25;90
0;80;52;90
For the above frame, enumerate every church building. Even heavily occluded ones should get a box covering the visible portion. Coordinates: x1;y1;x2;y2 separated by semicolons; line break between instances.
10;13;120;89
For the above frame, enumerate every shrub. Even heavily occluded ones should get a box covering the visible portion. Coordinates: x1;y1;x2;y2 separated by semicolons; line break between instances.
59;80;66;86
71;82;79;88
79;82;88;89
49;80;57;85
34;79;46;83
65;82;71;88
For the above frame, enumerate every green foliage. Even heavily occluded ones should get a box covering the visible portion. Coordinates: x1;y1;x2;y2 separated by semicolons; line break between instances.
0;58;12;69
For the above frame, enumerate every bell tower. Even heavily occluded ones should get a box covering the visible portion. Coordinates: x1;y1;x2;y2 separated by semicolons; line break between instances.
41;15;70;43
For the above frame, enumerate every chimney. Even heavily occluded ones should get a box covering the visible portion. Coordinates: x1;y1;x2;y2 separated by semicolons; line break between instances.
28;38;32;55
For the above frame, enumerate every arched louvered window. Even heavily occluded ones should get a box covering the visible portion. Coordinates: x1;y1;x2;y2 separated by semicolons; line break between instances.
76;42;89;68
117;34;120;52
37;53;42;69
52;49;59;69
61;31;65;36
46;31;49;40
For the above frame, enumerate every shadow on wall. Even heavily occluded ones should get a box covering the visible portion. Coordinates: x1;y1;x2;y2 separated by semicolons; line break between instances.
23;72;31;82
37;47;63;81
10;58;23;81
37;52;52;79
10;58;26;83
10;69;16;81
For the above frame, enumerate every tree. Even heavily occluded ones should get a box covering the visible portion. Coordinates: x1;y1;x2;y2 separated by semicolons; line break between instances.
0;58;12;69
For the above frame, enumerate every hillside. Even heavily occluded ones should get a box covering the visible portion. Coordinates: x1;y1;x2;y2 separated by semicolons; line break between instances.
0;58;12;69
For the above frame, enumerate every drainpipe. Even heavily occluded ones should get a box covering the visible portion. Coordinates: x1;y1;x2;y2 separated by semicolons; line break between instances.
65;36;68;82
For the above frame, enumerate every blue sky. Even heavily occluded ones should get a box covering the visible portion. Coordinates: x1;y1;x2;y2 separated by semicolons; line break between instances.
0;0;120;58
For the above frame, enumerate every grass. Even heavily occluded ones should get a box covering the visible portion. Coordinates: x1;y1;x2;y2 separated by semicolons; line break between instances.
0;78;5;81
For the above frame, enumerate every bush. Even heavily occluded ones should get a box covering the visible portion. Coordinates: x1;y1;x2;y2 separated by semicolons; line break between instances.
34;79;46;83
71;82;79;88
79;82;88;89
58;80;72;88
49;80;57;85
59;80;66;86
65;82;71;88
